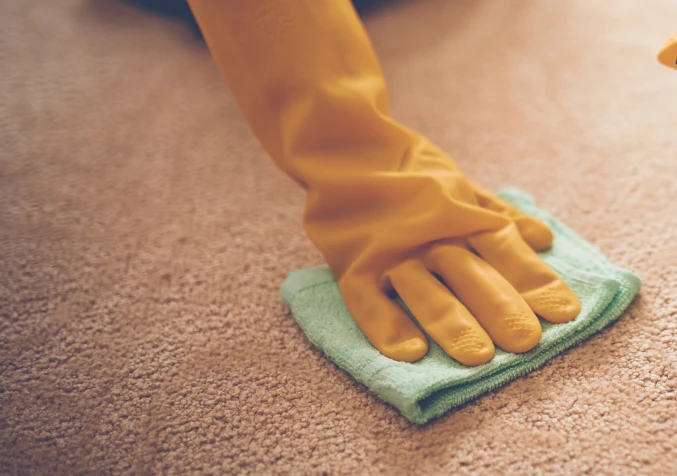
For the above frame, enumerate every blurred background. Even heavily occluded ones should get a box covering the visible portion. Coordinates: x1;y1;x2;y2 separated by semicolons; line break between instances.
121;0;392;38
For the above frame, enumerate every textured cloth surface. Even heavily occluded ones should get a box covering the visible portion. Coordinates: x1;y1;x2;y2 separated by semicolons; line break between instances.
281;189;641;424
2;0;677;474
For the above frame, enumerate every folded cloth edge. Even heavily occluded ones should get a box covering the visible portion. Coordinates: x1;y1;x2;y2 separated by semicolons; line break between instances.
280;189;641;423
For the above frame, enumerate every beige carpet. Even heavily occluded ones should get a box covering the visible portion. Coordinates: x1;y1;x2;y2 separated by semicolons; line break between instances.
2;0;677;473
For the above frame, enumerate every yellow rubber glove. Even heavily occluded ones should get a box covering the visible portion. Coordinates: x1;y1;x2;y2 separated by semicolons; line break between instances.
658;34;677;69
188;0;580;365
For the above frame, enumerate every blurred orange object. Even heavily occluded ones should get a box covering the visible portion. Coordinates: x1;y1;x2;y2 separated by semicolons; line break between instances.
658;34;677;69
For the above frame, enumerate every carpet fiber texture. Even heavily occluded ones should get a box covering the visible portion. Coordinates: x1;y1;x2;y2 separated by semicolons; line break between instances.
2;0;676;474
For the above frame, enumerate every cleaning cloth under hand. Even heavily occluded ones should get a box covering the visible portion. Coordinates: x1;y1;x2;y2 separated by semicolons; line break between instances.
280;189;641;424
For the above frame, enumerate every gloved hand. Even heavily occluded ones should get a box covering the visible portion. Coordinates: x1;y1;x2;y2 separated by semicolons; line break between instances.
188;0;580;364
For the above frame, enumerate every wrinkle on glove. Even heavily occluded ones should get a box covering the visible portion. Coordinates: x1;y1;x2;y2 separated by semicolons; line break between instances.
281;189;641;424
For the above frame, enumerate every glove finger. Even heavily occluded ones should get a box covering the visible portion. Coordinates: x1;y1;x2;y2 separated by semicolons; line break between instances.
424;245;542;354
472;184;554;251
388;260;494;366
340;277;428;363
468;222;581;323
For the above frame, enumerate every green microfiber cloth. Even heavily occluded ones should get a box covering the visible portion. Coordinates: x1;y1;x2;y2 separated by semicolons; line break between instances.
280;188;641;424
